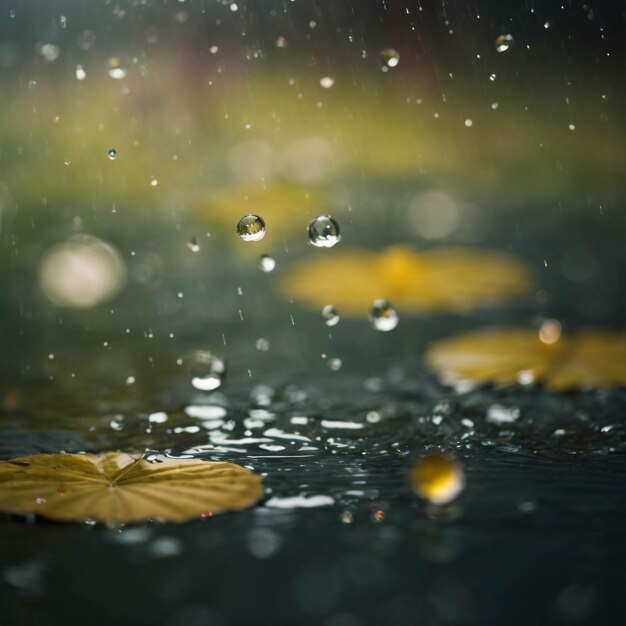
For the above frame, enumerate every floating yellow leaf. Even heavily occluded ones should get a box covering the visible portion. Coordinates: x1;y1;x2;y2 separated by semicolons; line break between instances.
0;453;263;524
410;455;465;505
426;327;626;390
281;245;532;314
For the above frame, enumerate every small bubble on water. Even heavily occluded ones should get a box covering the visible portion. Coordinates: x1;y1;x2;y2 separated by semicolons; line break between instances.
380;48;400;69
321;304;340;326
187;237;200;252
258;254;275;272
237;214;266;242
308;215;341;248
319;76;335;89
107;148;117;160
495;34;514;52
368;299;399;332
188;349;225;391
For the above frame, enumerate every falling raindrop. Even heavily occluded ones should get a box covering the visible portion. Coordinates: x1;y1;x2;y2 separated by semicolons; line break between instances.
321;304;340;327
307;216;341;248
495;34;514;52
75;65;86;81
328;358;343;371
368;299;399;332
107;148;117;160
258;254;276;272
380;48;400;69
237;214;266;242
187;238;200;253
188;350;225;391
319;76;335;89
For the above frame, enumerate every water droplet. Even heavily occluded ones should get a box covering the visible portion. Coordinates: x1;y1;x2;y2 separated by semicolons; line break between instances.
64;158;71;166
36;497;46;504
107;148;117;160
308;216;341;248
188;350;225;391
411;455;465;504
237;214;266;242
328;358;342;371
187;237;200;253
538;319;561;345
107;57;127;79
75;65;86;81
319;76;335;89
380;48;400;69
321;304;340;326
489;73;496;81
276;36;287;48
368;299;399;332
495;34;514;52
258;254;275;272
255;337;270;351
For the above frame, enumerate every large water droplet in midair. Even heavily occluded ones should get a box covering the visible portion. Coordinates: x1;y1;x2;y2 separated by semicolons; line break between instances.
308;216;341;248
321;304;340;327
368;299;399;331
237;214;266;242
188;350;225;391
107;148;117;160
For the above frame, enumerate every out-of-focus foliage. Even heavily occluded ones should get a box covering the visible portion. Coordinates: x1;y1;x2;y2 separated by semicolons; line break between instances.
426;328;626;390
281;245;532;314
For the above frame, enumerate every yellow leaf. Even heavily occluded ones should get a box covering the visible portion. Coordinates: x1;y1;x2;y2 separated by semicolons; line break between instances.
0;452;263;524
425;327;626;390
191;183;325;242
281;245;532;314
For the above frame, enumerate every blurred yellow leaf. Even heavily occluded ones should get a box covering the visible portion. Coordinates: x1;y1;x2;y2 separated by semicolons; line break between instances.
191;183;325;242
281;245;532;314
410;455;465;505
0;452;262;524
426;328;626;390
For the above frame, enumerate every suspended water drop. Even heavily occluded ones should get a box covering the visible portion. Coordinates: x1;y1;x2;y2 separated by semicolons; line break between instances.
321;304;340;327
494;34;514;52
188;350;225;391
319;76;335;89
75;65;86;81
328;358;342;371
308;215;341;248
368;299;399;331
237;214;266;242
258;254;276;272
107;148;117;160
107;57;127;79
276;36;287;48
187;237;200;253
380;48;400;69
410;454;465;504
